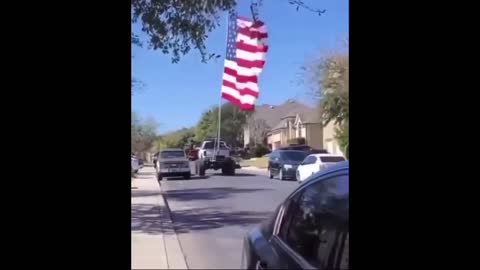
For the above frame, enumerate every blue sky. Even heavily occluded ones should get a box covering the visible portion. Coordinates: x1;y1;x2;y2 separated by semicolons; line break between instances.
132;0;348;133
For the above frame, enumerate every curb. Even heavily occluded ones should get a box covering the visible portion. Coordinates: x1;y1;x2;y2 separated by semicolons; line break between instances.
157;182;189;269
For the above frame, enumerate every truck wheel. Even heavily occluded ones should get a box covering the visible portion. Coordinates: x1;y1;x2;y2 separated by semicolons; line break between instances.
228;160;236;175
199;162;206;176
222;161;235;176
221;167;229;175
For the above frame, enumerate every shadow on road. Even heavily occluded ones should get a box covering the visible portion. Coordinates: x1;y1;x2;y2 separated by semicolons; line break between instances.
212;173;257;177
134;175;153;179
132;190;162;197
164;187;271;202
170;207;271;234
131;203;167;235
131;203;270;235
164;175;210;181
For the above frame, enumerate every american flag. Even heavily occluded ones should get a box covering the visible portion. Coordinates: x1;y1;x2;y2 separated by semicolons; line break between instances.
221;11;268;111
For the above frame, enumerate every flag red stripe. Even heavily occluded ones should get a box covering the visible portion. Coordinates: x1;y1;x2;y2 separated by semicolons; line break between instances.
236;41;269;53
237;27;268;39
221;92;255;111
222;80;259;98
220;16;268;110
236;58;265;69
224;67;258;83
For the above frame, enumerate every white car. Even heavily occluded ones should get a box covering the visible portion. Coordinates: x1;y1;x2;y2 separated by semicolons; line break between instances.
296;153;346;183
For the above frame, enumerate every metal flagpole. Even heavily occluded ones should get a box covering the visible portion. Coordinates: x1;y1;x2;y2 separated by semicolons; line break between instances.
215;12;231;156
215;95;222;156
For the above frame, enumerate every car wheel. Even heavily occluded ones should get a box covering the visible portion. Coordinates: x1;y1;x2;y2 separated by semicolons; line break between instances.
268;168;273;179
184;173;191;180
157;173;163;181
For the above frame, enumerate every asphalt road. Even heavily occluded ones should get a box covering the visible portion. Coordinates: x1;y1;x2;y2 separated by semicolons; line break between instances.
160;169;299;269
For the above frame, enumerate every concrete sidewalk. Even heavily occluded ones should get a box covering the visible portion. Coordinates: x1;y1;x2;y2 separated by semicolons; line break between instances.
131;167;188;269
241;166;268;174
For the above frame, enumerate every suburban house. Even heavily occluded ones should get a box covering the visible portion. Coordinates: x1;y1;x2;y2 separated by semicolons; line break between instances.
243;100;320;150
243;99;345;155
267;108;324;150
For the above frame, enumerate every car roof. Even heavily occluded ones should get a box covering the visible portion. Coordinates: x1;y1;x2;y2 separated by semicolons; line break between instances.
160;148;184;152
294;161;349;190
274;149;306;153
309;153;345;157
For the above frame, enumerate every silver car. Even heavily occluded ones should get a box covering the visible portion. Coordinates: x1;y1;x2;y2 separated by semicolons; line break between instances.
156;148;191;180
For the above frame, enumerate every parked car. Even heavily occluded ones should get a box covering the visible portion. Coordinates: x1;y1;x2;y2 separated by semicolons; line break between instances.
296;153;346;183
131;156;140;175
155;148;191;180
153;152;159;169
242;161;349;269
279;144;329;154
268;150;309;180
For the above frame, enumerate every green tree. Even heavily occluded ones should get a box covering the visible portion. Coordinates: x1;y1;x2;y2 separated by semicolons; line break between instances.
132;112;159;153
318;54;349;127
131;0;325;63
194;107;218;142
155;127;196;150
304;45;349;154
194;103;251;147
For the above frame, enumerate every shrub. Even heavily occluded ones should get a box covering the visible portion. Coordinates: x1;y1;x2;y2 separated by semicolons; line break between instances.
253;144;270;158
287;137;306;145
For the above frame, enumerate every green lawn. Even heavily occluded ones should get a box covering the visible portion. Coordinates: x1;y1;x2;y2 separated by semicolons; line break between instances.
239;157;268;168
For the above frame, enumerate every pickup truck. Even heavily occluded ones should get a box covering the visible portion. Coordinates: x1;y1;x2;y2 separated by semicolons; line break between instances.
196;139;236;176
155;148;191;180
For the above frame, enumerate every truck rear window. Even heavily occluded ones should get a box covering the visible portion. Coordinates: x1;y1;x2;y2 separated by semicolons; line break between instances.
161;151;185;158
204;141;227;149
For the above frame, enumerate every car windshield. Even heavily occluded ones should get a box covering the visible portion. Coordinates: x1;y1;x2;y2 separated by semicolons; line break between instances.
160;151;185;159
204;141;227;149
320;156;345;163
280;151;308;161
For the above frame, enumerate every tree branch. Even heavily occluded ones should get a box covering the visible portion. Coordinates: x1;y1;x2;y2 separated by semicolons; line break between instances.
288;0;326;15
